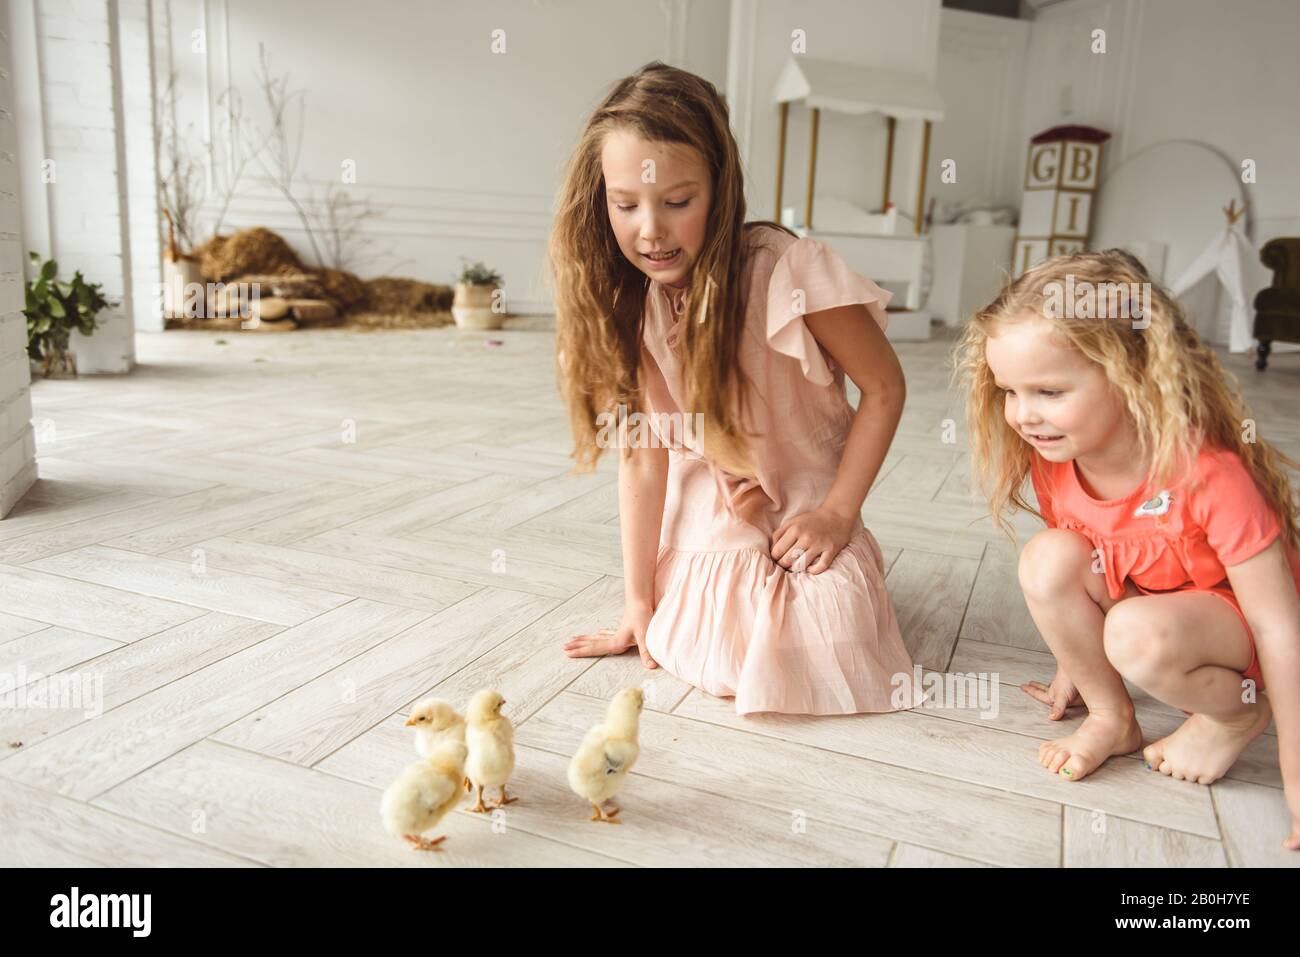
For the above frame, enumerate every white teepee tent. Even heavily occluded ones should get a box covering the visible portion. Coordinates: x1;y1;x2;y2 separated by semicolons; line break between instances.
1170;200;1255;353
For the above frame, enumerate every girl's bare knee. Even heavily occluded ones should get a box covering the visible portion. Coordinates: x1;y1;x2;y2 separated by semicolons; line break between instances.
1103;599;1176;680
1018;528;1095;604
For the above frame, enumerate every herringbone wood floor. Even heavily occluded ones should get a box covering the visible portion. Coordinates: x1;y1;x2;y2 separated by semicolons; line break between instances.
1;323;1297;867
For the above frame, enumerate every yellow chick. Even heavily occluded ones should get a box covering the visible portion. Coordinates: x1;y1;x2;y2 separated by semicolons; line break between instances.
380;739;469;852
405;698;469;791
405;698;466;755
465;689;518;813
567;687;644;824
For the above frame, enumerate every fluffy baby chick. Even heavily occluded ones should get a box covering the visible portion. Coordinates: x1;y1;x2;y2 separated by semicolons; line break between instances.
465;689;518;813
567;687;644;824
405;698;469;791
405;698;466;756
380;739;468;852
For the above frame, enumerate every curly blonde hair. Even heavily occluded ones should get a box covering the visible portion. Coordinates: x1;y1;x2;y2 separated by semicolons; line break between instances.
954;248;1299;549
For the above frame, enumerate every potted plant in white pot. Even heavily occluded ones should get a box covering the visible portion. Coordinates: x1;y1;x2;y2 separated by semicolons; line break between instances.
23;252;112;379
452;258;504;330
161;209;203;320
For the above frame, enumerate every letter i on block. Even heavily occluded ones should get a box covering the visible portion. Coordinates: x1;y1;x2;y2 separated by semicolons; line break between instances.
1013;125;1110;276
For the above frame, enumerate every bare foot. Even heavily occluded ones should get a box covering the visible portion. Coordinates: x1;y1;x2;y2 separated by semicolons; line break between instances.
563;628;635;659
1143;696;1272;784
1039;709;1144;781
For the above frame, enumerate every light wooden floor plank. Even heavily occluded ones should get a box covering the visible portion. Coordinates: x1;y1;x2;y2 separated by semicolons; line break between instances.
515;691;1062;867
160;536;480;612
0;562;206;641
27;544;353;625
212;587;556;765
1063;806;1227;867
672;685;1220;839
0;627;121;678
1;777;256;867
0;600;431;799
0;613;281;759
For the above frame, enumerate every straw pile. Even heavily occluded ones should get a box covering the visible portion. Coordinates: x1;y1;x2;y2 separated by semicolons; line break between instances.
197;228;303;283
362;277;454;314
317;267;369;312
171;226;458;331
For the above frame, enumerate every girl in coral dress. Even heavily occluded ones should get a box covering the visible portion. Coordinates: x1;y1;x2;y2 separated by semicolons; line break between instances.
549;61;921;716
957;248;1300;850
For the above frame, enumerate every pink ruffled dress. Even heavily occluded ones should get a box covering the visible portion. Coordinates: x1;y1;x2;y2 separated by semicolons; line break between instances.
638;224;923;716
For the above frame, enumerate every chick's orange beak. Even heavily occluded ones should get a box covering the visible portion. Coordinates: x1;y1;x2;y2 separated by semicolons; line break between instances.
404;717;417;726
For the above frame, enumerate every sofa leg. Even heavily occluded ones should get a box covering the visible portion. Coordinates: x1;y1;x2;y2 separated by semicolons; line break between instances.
1255;340;1271;371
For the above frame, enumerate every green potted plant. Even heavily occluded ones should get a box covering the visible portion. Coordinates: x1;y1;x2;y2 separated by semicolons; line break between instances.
23;252;112;379
451;258;505;330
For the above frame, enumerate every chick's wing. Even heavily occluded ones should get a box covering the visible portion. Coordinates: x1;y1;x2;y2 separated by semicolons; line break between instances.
602;738;639;776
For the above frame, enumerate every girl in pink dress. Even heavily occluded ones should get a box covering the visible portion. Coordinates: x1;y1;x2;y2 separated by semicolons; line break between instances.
550;62;921;716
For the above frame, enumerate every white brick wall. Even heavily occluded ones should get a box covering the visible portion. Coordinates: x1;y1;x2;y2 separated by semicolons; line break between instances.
120;0;161;332
30;0;138;374
0;0;38;517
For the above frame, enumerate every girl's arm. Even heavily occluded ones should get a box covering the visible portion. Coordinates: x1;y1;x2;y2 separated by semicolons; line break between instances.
618;441;668;612
768;303;905;574
1226;538;1300;848
804;303;907;519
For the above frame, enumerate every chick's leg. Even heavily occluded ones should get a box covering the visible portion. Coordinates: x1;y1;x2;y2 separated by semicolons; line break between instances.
493;785;519;808
404;834;447;852
463;776;471;793
469;783;489;813
588;799;621;824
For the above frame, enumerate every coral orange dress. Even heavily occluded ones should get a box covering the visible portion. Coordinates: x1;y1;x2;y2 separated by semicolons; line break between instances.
1030;446;1300;691
637;224;922;716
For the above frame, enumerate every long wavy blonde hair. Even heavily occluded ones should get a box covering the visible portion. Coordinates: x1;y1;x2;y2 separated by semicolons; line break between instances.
547;60;794;478
955;248;1299;548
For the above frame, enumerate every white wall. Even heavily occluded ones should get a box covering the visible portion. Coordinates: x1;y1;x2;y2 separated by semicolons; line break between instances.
1020;0;1300;346
728;0;943;226
933;7;1030;210
14;0;140;373
121;0;162;333
157;0;730;315
0;0;38;516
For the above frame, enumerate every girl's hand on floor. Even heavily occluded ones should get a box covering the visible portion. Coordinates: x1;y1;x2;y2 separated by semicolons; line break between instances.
771;506;855;575
1020;666;1083;720
563;602;658;669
